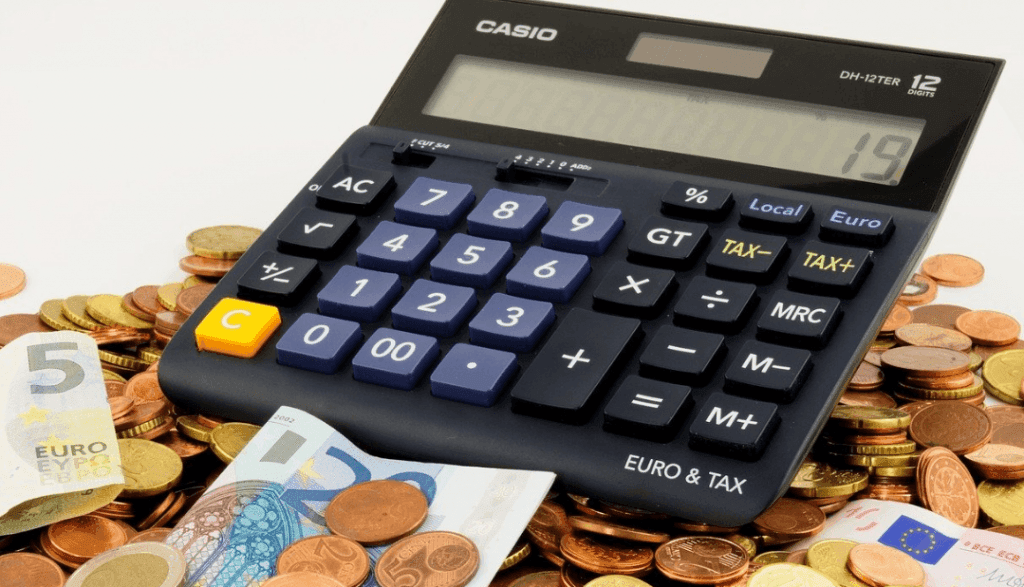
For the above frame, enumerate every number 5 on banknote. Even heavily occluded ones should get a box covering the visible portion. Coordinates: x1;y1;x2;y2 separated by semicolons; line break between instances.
27;341;86;394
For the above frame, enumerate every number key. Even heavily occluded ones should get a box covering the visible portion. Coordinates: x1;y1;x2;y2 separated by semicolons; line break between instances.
468;293;555;352
393;177;476;229
505;246;590;303
540;201;623;255
317;265;402;322
390;279;477;337
351;328;439;390
466;189;548;242
429;233;514;288
356;221;438;275
276;313;362;374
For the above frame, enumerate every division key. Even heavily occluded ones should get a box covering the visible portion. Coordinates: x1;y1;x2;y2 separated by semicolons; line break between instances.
511;309;642;424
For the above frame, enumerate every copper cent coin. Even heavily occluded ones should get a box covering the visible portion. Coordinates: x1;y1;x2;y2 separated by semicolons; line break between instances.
880;346;970;376
276;535;370;587
912;303;971;330
917;446;980;527
909;401;992;455
568;515;669;544
894;323;973;352
0;551;66;587
264;573;346;587
179;255;236;277
559;533;653;575
880;304;913;335
956;310;1022;347
0;313;53;347
124;371;167;403
325;479;429;546
921;254;984;287
654;536;749;585
847;543;925;587
527;500;573;553
898;273;937;306
174;283;215;317
0;263;26;300
47;515;129;563
375;531;480;587
987;405;1024;449
751;498;826;540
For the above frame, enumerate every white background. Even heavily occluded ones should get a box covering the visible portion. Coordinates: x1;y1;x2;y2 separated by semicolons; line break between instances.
2;0;1022;322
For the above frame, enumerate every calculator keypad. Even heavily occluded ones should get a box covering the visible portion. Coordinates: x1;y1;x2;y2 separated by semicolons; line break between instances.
166;127;935;527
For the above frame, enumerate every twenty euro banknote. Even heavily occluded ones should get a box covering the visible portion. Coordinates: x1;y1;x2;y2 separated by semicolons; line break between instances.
792;499;1024;586
0;331;124;535
166;405;556;587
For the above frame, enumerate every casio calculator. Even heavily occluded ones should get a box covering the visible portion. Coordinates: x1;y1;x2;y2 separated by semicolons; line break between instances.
159;0;1002;525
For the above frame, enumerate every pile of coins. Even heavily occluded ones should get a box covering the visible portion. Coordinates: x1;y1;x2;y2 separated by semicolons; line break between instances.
3;240;1024;587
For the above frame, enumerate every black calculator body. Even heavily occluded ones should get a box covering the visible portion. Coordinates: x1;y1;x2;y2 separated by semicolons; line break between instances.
160;0;1001;525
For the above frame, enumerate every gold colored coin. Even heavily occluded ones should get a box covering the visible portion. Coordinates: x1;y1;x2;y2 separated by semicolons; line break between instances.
62;295;103;330
978;479;1024;526
748;563;837;587
97;348;151;372
752;551;791;565
117;438;183;498
209;422;261;464
500;540;532;571
982;350;1024;401
582;577;652;587
64;542;186;587
806;539;869;587
186;225;262;260
829;406;911;430
86;294;155;330
102;369;128;383
176;415;214;443
822;439;917;455
39;298;86;331
156;283;184;312
789;461;869;498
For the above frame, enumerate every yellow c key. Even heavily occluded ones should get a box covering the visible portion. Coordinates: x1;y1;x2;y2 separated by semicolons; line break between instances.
195;298;281;358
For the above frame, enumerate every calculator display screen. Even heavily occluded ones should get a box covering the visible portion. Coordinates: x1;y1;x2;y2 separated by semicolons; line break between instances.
424;56;926;186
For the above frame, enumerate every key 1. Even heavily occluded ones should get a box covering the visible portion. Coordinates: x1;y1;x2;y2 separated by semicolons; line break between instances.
511;309;641;424
317;265;402;323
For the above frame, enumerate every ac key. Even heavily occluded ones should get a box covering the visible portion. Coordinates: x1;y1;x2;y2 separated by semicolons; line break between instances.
593;261;676;319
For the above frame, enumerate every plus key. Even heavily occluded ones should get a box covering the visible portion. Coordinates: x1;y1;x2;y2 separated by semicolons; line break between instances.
511;309;642;423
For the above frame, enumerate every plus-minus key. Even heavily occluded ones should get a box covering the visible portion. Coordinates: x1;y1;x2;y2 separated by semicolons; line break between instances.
511;309;642;423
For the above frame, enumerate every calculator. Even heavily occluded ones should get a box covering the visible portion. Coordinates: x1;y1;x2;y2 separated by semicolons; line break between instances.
159;0;1002;525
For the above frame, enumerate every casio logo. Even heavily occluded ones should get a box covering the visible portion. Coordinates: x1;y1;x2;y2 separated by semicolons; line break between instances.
476;20;557;41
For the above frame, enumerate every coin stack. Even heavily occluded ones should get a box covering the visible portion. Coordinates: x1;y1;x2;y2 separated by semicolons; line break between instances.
815;406;917;504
